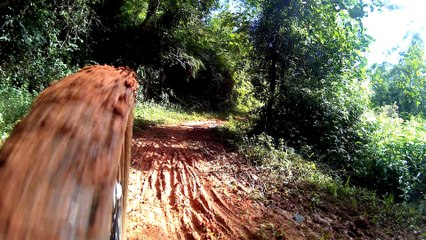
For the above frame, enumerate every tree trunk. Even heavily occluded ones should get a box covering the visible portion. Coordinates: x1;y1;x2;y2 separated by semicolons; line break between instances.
264;54;278;131
130;0;162;48
141;0;162;30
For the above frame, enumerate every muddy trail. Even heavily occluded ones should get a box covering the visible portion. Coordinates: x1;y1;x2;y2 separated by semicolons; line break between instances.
126;121;305;240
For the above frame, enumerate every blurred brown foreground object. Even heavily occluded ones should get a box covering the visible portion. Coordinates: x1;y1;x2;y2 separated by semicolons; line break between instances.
0;65;138;239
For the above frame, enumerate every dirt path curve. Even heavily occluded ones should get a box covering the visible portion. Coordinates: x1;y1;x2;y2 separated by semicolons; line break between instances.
125;121;305;240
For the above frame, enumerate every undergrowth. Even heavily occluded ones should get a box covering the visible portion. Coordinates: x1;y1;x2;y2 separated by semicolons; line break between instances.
215;118;425;238
0;84;34;142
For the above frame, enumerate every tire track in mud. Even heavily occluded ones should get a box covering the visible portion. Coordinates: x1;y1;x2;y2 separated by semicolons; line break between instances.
126;122;304;240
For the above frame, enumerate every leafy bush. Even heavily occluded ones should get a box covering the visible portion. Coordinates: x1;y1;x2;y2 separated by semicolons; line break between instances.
233;69;263;114
0;83;34;141
253;84;425;201
256;84;366;167
0;0;95;92
236;132;327;183
354;106;426;200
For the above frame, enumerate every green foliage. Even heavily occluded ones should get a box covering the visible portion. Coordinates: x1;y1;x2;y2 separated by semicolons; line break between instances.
101;0;237;110
119;0;149;27
205;5;262;113
258;85;425;201
0;0;97;140
0;0;97;92
219;120;424;232
234;126;360;198
251;0;371;89
0;82;33;141
249;0;373;147
235;132;333;187
370;33;426;118
354;106;426;200
245;0;425;203
164;2;254;110
365;33;426;200
233;69;263;113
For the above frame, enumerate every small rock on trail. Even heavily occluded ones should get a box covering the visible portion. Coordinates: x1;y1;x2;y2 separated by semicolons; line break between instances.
126;121;304;240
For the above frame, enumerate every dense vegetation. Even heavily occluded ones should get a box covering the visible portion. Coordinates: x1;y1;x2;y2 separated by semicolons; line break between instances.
1;0;424;212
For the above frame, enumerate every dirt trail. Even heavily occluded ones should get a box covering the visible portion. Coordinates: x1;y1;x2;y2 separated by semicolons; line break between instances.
126;121;305;240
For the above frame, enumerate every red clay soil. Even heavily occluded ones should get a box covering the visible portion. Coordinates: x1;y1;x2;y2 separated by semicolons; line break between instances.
126;122;424;240
126;121;308;240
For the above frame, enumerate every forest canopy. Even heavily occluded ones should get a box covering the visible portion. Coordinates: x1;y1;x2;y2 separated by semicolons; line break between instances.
0;0;425;202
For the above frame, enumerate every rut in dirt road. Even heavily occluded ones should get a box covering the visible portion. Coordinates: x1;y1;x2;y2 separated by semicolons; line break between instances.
128;124;252;239
126;122;304;240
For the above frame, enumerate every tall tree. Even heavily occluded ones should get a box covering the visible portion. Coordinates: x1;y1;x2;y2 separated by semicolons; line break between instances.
250;0;371;128
248;0;375;166
371;33;426;117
